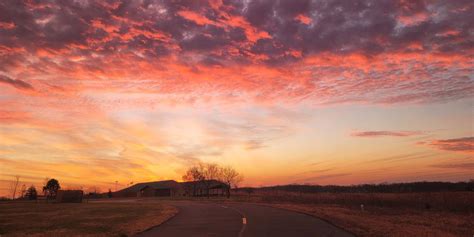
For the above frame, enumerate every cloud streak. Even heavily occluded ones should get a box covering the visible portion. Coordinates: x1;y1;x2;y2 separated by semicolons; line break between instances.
351;130;424;137
430;162;474;169
0;75;33;90
302;173;352;183
418;137;474;153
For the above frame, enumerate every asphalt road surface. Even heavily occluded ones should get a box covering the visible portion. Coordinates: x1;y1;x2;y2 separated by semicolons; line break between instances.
136;201;354;237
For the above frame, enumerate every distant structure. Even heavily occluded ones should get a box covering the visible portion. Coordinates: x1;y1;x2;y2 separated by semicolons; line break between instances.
182;180;227;197
56;190;84;203
114;180;227;198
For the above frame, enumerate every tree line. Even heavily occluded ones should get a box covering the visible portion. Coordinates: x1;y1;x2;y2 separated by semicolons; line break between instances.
7;177;61;200
182;163;243;198
242;180;474;194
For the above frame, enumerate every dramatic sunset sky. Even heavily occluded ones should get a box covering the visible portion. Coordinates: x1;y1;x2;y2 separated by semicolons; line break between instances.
0;0;473;196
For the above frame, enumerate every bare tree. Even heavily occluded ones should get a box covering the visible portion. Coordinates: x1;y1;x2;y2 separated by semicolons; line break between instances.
42;177;49;195
19;184;26;199
10;176;20;200
202;163;220;181
182;166;204;196
201;163;221;198
219;166;243;198
182;163;244;198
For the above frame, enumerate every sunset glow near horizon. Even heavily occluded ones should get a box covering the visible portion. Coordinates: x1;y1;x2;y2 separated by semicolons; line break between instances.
0;0;473;196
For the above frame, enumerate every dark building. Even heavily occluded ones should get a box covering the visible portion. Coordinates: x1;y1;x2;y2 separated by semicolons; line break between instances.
139;185;172;197
182;180;228;197
114;180;182;197
114;179;227;197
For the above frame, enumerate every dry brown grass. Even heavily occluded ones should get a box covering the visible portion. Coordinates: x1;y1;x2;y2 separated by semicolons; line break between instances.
0;199;177;237
231;191;474;237
268;203;473;237
235;191;474;212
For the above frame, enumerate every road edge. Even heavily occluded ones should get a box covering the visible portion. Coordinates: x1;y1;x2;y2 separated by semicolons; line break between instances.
258;203;358;237
133;204;180;236
215;200;357;237
220;204;247;237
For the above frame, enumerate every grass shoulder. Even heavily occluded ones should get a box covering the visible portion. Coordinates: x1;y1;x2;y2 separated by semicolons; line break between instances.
0;199;177;237
226;191;474;237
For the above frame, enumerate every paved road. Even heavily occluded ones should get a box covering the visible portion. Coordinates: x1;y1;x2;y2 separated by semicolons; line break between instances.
136;201;354;237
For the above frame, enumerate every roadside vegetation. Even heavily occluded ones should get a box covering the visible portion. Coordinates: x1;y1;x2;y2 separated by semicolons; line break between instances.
230;188;474;237
182;162;243;198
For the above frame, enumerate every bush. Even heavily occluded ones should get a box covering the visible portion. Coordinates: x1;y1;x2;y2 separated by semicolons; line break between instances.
25;186;38;200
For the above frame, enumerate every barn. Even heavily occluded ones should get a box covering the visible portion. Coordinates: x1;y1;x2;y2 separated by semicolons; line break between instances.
114;180;182;197
114;179;228;198
182;180;228;197
138;185;172;197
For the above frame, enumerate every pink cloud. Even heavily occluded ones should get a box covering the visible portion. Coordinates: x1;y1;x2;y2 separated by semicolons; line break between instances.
351;130;424;137
0;75;34;91
0;1;471;107
418;137;474;154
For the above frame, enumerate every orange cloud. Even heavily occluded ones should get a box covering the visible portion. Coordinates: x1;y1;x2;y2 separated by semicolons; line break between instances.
177;10;216;26
295;14;311;24
177;9;271;43
397;12;429;25
0;21;15;29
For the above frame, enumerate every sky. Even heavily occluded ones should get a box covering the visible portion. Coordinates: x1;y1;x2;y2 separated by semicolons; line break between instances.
0;0;473;196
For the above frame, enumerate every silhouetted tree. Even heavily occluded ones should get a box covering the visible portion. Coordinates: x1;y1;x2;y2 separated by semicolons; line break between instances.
25;186;38;200
108;189;112;198
182;166;204;196
10;176;20;199
19;184;27;199
183;163;243;198
43;179;60;200
202;163;221;198
219;166;243;198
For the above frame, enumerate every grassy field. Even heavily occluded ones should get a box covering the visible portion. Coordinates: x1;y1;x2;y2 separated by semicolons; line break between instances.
231;191;474;237
0;199;177;237
268;203;473;237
